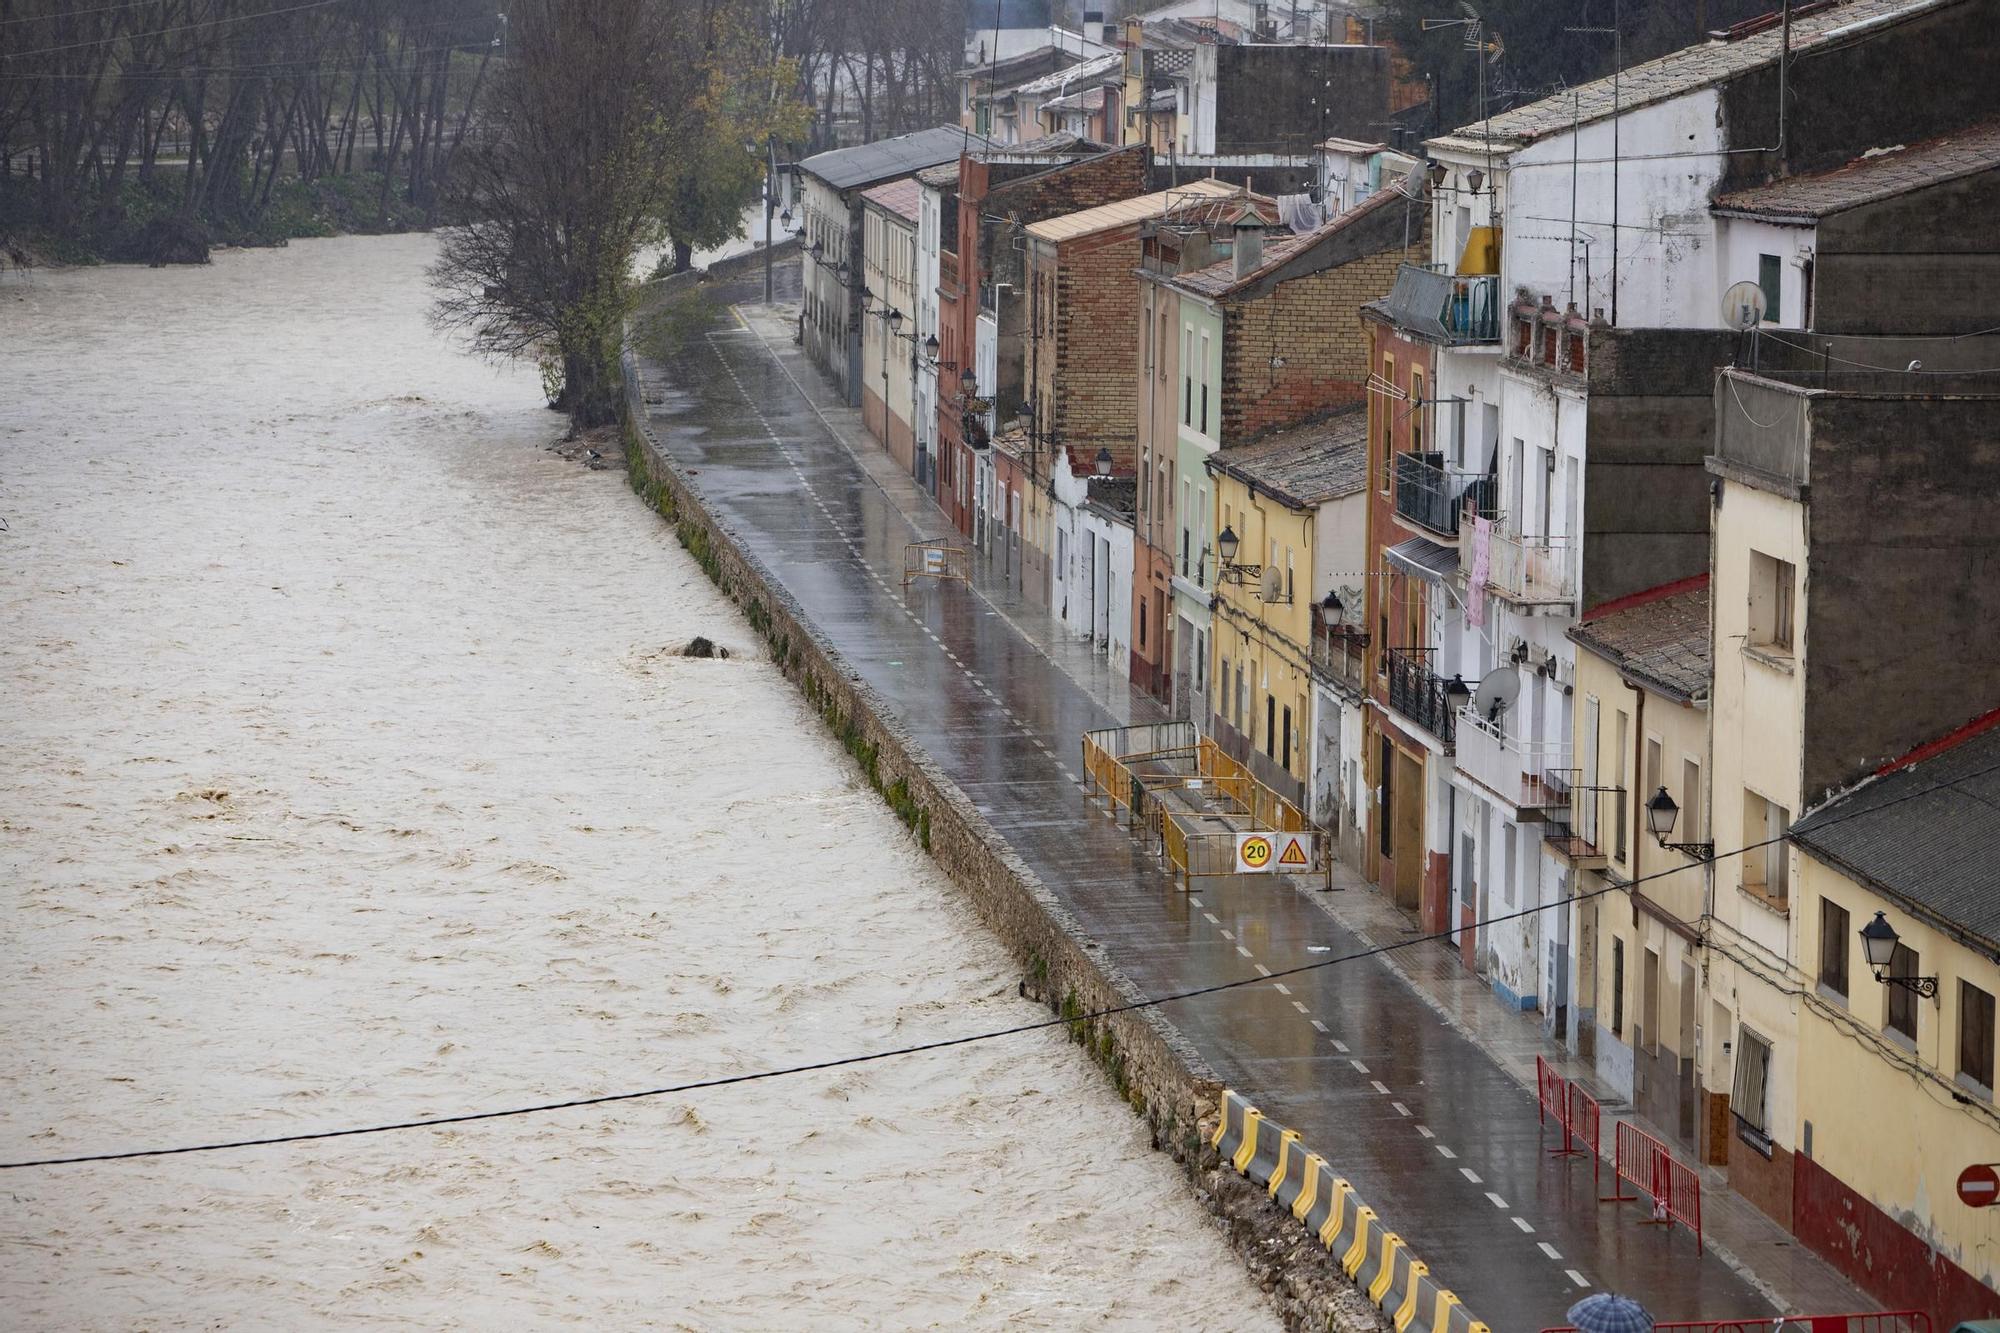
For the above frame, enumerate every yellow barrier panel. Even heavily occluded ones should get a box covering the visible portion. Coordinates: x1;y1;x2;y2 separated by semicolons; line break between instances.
1292;1153;1327;1221
1430;1290;1463;1333
1394;1260;1431;1330
1319;1179;1353;1249
1368;1232;1404;1304
1342;1206;1376;1279
1232;1109;1264;1174
902;542;970;587
1267;1129;1303;1198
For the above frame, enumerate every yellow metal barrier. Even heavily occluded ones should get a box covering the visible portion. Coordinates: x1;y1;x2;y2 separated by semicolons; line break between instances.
902;541;970;587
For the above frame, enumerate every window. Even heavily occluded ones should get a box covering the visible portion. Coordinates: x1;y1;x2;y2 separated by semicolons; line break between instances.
1410;371;1425;455
1742;790;1791;905
1748;551;1795;654
1220;658;1231;722
1611;937;1626;1038
1235;658;1247;728
1818;898;1850;1002
1265;691;1277;759
1613;710;1630;861
1645;737;1663;818
1961;981;1996;1097
1139;598;1148;648
1378;355;1395;492
1183;327;1193;425
1681;758;1704;843
1733;1027;1773;1135
1199;332;1211;435
1196;629;1207;691
1281;703;1293;770
1887;944;1919;1043
1758;253;1781;324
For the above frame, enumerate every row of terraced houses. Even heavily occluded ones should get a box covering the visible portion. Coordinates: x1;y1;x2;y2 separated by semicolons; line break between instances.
786;0;2000;1322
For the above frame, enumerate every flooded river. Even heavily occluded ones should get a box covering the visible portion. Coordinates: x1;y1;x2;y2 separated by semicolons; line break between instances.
0;235;1279;1330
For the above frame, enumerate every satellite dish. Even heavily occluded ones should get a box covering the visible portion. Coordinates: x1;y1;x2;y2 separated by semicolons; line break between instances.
1470;667;1519;722
1260;566;1284;601
1722;280;1767;331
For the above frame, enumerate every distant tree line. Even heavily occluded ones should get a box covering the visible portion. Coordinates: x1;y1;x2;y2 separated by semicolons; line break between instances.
0;0;504;260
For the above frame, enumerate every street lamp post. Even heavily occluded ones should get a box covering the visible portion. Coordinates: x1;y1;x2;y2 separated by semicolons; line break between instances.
1859;912;1941;998
1645;787;1715;858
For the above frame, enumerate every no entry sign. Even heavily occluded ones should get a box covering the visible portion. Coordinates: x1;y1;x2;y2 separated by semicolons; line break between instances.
1957;1164;2000;1207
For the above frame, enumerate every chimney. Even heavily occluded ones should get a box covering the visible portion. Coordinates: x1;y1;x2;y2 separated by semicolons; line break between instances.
1232;215;1266;280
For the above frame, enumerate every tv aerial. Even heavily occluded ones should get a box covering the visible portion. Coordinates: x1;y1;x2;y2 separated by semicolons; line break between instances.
1470;667;1519;723
1424;2;1505;62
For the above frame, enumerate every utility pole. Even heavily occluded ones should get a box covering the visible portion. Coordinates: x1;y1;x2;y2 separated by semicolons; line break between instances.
764;134;777;305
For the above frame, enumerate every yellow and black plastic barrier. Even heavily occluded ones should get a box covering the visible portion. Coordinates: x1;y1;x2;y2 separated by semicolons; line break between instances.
1212;1090;1491;1333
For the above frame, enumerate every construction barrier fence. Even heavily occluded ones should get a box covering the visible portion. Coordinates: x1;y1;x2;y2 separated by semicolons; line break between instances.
901;541;970;586
1603;1120;1703;1249
1212;1090;1490;1333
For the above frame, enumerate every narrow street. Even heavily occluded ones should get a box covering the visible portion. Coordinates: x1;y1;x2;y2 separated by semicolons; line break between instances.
632;277;1868;1330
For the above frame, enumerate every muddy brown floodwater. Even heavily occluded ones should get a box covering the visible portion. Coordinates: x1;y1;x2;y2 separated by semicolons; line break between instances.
0;235;1280;1331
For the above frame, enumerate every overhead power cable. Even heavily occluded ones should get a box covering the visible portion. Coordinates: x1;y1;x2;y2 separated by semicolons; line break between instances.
6;749;1997;1171
0;0;351;61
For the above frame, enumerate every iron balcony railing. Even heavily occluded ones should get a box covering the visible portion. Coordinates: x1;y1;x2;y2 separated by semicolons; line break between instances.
1455;709;1571;812
1395;452;1499;538
1384;646;1457;747
1486;529;1577;605
1540;767;1611;866
1376;263;1502;344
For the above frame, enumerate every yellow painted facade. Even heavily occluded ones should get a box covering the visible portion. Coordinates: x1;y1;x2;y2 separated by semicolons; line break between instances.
1794;852;2000;1289
1571;633;1710;1118
1207;467;1314;788
1706;479;1809;1162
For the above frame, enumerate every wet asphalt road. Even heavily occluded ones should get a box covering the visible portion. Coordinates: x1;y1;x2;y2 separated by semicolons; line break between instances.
634;291;1768;1330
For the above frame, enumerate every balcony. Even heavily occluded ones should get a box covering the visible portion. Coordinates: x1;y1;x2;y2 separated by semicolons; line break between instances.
1311;627;1369;698
1455;710;1570;816
1384;646;1457;747
1485;530;1577;606
1540;767;1611;868
1375;263;1502;345
1395;452;1499;539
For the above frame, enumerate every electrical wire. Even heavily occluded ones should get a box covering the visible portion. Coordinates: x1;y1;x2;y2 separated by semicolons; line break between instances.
10;748;2000;1171
0;0;352;61
1752;328;2000;378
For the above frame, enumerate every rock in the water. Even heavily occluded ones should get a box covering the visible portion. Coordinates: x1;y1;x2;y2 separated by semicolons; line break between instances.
681;636;728;659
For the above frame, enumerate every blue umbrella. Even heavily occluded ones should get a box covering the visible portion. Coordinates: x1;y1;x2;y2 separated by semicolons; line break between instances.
1567;1293;1656;1333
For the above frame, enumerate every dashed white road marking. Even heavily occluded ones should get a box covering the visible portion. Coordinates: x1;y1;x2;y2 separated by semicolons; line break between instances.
1309;1019;1329;1033
1188;896;1203;908
1485;1192;1510;1210
1291;1000;1308;1014
1566;1270;1590;1288
1235;945;1253;959
1370;1080;1391;1096
1349;1059;1369;1074
1203;912;1220;925
1220;928;1235;940
1253;963;1271;977
1512;1217;1534;1234
1391;1101;1411;1117
1415;1125;1435;1139
1435;1144;1457;1160
1459;1167;1482;1184
1538;1242;1563;1261
1331;1039;1350;1054
1273;983;1290;995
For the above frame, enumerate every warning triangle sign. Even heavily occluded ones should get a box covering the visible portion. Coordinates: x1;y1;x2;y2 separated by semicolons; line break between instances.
1278;837;1310;867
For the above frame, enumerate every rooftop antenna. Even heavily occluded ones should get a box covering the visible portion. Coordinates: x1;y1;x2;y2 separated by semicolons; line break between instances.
1567;0;1623;324
1422;4;1504;224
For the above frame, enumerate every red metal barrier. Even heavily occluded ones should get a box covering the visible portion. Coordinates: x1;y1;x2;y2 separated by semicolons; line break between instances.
1537;1055;1569;1135
1540;1312;1931;1333
1565;1081;1602;1187
1603;1119;1702;1248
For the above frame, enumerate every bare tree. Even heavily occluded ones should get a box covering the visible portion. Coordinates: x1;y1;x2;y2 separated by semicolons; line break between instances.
428;0;743;432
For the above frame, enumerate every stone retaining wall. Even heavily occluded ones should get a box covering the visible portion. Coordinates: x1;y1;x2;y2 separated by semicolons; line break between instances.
620;348;1385;1332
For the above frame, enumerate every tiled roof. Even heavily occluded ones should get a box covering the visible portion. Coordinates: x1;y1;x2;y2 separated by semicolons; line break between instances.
1024;178;1246;242
1430;0;1959;153
1171;185;1403;298
1568;577;1711;704
1042;86;1107;114
860;177;922;221
798;126;986;192
1790;710;2000;947
1011;50;1123;99
1204;409;1369;508
1712;120;2000;219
